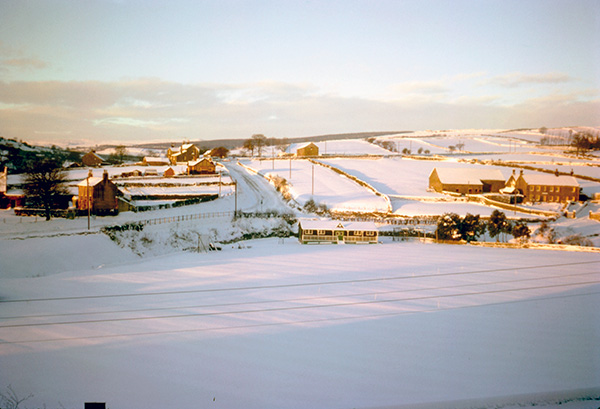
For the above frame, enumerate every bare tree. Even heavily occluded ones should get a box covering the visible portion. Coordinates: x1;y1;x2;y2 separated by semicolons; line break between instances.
251;134;268;157
0;385;33;409
113;145;127;163
243;138;255;156
23;159;69;220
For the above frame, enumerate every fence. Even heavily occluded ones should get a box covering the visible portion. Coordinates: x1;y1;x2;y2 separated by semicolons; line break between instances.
140;211;235;226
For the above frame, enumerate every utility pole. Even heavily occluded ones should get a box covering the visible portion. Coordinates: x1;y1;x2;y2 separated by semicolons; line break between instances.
234;180;238;219
311;163;314;197
87;169;91;230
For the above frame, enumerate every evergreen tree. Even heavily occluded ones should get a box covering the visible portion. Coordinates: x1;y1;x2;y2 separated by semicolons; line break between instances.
436;213;462;240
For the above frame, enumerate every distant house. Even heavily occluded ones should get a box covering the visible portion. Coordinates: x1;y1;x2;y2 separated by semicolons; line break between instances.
0;167;25;209
0;166;6;195
143;156;170;166
167;143;200;165
429;167;505;194
187;158;216;175
144;169;158;177
81;151;104;167
506;170;579;203
298;220;378;244
120;169;143;178
163;167;176;178
77;170;119;214
295;142;319;157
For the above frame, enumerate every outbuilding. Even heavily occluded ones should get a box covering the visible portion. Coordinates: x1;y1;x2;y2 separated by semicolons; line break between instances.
296;142;319;157
298;220;378;244
429;167;505;194
81;151;104;167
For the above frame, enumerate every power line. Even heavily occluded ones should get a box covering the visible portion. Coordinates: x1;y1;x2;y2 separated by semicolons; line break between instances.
2;289;598;345
1;270;597;321
1;279;598;329
1;260;598;305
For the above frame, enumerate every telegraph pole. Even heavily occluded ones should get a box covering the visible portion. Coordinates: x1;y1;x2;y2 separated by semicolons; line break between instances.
311;163;314;197
234;180;238;219
87;170;91;230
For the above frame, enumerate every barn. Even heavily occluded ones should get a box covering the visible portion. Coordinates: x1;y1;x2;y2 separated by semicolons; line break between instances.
429;167;505;194
81;151;104;167
295;142;319;157
298;220;378;244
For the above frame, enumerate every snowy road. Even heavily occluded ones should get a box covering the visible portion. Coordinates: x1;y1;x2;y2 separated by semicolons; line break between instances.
224;161;294;214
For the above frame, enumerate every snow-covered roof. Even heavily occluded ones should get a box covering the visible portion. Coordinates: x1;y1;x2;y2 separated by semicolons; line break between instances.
286;142;317;153
144;156;169;162
521;173;579;187
432;168;505;184
188;158;214;166
181;144;196;150
299;219;378;231
77;177;104;187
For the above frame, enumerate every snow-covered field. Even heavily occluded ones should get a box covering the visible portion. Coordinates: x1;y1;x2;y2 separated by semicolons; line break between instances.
242;159;390;213
1;235;599;409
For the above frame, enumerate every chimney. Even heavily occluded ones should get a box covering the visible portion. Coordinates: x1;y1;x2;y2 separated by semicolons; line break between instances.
103;169;109;181
88;169;93;178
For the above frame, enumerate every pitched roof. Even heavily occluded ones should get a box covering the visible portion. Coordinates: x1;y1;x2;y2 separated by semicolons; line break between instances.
77;177;104;187
521;173;579;187
286;142;318;153
432;168;504;184
299;219;377;231
188;158;214;167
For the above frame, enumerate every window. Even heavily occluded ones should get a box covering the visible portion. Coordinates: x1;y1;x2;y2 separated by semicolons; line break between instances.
536;186;540;192
365;231;375;237
549;186;554;192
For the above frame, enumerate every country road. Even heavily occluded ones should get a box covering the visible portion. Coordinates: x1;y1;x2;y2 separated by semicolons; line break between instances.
224;161;294;214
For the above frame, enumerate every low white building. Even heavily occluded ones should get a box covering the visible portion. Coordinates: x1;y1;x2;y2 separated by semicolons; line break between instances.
298;219;378;244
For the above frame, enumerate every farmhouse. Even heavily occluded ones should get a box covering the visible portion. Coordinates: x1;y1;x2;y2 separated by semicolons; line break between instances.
168;143;200;165
295;142;319;157
81;151;104;167
298;220;378;244
188;158;216;175
506;170;579;203
77;170;120;214
429;167;505;194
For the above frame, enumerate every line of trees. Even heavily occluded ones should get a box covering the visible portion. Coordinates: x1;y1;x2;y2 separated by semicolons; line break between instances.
571;132;600;156
243;134;289;157
435;210;530;243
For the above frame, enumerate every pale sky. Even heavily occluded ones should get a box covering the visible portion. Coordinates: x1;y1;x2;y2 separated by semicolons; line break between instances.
1;0;599;146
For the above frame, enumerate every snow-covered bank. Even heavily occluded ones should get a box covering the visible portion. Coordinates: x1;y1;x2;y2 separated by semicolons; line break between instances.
1;239;598;409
